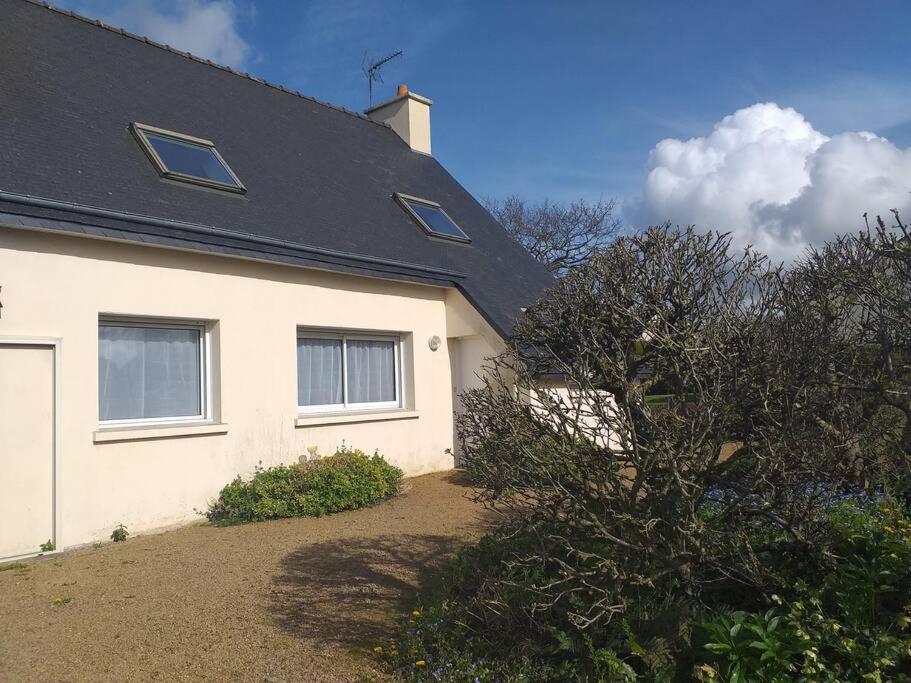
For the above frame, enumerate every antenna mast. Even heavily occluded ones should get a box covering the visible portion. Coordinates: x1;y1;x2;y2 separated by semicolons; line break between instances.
363;50;403;105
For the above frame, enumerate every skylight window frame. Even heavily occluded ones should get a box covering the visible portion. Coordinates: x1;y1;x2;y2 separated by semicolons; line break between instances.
394;193;471;244
131;122;246;194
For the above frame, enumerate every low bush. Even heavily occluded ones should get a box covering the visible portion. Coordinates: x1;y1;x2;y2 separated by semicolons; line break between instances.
382;530;638;681
383;497;911;681
206;446;403;526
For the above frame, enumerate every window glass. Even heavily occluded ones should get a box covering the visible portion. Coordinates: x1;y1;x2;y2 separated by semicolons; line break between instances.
346;339;396;404
144;132;238;186
406;201;467;239
297;338;343;407
297;333;399;411
99;324;202;421
399;197;470;241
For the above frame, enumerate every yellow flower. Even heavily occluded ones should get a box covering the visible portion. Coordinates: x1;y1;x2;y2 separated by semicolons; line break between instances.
53;597;62;605
884;526;894;533
373;646;383;654
412;610;421;617
415;660;427;667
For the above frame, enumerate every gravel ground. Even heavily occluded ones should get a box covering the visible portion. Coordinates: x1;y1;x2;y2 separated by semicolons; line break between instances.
0;471;489;682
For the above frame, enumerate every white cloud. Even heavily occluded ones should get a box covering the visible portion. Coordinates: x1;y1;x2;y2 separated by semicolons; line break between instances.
77;1;252;69
641;102;911;261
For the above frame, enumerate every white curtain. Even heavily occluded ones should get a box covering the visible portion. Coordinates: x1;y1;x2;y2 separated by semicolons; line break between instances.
297;338;343;407
99;325;201;421
346;339;396;404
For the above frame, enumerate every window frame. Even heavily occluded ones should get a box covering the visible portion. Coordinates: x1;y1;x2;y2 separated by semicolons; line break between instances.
98;316;211;428
131;122;246;194
297;329;402;415
394;192;471;243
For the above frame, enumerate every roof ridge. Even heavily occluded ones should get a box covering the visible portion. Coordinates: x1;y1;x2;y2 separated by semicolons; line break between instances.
23;0;389;129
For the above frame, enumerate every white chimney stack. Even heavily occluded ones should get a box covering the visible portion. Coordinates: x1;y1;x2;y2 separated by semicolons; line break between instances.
365;84;433;155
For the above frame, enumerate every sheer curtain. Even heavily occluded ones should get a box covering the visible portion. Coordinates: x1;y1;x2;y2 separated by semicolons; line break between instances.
297;338;343;407
346;339;396;404
98;325;201;421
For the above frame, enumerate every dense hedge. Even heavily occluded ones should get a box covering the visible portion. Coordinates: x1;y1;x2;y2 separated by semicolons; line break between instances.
206;447;403;526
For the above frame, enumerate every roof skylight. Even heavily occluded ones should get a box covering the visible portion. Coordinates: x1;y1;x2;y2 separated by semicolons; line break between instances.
132;123;245;193
395;193;470;243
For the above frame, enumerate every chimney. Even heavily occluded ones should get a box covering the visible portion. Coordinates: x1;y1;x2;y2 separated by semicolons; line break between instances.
365;84;433;155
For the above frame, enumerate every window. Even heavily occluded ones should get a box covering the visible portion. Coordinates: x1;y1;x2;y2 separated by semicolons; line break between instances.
297;331;400;413
98;318;208;424
395;193;470;242
131;123;245;192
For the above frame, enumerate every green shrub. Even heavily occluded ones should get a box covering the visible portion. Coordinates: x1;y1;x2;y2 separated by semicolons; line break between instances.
206;447;403;526
697;499;911;682
385;498;911;681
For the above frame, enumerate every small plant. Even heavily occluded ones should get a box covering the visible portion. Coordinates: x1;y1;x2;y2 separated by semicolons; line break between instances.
698;608;803;681
110;524;128;542
39;539;55;552
0;561;27;572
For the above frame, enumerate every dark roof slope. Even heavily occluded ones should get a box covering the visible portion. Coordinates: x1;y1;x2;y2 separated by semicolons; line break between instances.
0;0;553;336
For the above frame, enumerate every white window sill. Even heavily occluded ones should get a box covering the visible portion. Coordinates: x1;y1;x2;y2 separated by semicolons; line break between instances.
93;422;229;443
294;409;419;428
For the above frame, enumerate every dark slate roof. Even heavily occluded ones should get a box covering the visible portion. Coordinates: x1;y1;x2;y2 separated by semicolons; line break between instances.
0;0;553;337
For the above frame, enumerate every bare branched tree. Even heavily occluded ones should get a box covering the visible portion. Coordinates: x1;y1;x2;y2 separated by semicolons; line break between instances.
792;211;911;473
457;218;910;640
485;195;621;274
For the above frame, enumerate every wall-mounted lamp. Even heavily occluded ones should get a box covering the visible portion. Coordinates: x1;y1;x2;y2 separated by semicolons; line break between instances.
428;335;442;351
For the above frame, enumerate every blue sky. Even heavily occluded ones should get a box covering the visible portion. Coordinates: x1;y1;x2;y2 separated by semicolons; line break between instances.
64;1;911;258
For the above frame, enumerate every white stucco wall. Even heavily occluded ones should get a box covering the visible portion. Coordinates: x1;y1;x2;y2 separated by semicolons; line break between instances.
0;227;497;550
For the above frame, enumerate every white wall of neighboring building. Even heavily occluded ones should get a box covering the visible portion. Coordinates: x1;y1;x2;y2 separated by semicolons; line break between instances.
0;226;500;551
530;377;619;449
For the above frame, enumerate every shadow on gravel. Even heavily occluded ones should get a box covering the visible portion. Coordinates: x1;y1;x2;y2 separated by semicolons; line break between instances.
270;533;462;646
439;468;476;488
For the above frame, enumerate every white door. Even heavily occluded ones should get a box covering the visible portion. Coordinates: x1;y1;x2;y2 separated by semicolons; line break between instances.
0;344;56;560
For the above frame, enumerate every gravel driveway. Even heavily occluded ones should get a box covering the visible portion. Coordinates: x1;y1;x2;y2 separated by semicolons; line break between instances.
0;471;488;682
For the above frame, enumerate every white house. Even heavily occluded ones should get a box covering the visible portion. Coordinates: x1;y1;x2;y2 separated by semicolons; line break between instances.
0;0;553;561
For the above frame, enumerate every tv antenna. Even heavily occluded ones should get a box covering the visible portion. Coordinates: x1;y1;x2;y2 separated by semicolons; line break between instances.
363;50;403;106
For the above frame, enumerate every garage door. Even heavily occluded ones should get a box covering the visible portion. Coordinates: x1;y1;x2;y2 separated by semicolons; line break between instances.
0;343;57;561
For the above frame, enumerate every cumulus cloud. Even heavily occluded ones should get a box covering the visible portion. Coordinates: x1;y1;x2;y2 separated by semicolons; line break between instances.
79;0;252;69
641;102;911;261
